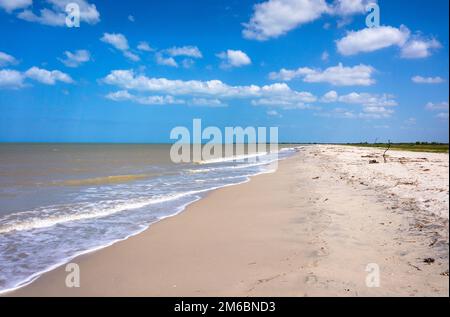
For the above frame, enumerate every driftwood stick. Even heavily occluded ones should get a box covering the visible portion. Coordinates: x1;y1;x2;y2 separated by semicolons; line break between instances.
383;140;391;163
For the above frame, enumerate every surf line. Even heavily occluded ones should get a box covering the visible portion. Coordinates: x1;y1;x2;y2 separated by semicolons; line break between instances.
169;118;279;164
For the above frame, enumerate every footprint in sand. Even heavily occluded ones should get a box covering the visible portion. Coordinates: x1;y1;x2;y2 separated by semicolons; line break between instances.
305;273;318;285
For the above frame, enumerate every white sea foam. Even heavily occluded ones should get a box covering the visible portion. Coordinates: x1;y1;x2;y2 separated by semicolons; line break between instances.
0;147;297;294
198;152;268;164
0;190;212;234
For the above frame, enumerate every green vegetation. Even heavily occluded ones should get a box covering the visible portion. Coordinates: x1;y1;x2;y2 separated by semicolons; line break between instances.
346;142;449;153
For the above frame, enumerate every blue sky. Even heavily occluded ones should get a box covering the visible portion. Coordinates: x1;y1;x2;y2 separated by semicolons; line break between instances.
0;0;448;143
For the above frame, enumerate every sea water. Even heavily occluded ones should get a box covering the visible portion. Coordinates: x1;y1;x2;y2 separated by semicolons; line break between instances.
0;144;298;293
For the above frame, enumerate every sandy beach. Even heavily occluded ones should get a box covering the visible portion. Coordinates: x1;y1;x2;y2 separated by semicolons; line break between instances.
7;145;449;297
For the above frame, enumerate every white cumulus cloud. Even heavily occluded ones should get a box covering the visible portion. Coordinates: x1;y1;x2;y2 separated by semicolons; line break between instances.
101;33;129;51
58;49;90;67
336;25;410;56
0;69;25;88
25;66;73;85
242;0;376;41
0;0;31;12
400;38;442;59
217;49;251;68
165;46;202;58
1;66;74;88
412;76;445;84
102;69;319;110
336;24;441;59
0;51;18;67
321;90;397;107
189;98;227;107
331;0;375;16
155;53;178;67
137;41;154;52
106;90;185;105
269;63;375;86
242;0;329;41
101;33;140;62
17;0;100;26
425;101;449;111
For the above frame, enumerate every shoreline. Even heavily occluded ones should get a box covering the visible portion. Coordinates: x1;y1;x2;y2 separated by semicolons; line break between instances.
6;145;449;296
0;156;280;295
0;166;270;295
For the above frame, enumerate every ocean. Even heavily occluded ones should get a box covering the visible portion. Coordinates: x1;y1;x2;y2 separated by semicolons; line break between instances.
0;143;297;293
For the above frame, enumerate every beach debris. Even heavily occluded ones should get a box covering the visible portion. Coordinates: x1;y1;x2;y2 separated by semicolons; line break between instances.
369;159;379;164
440;270;449;276
429;238;438;247
395;180;418;187
383;140;391;163
312;176;320;180
408;262;422;271
423;258;435;264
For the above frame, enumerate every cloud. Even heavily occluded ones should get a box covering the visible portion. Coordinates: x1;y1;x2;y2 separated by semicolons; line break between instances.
17;0;100;26
137;41;153;52
217;50;251;68
101;69;398;117
318;90;397;119
165;46;202;58
0;0;31;12
411;76;445;84
189;98;227;107
331;0;375;16
400;38;442;59
106;90;184;105
181;59;195;69
101;33;129;51
58;49;90;67
362;106;394;117
24;66;73;85
336;25;410;56
0;51;18;67
319;106;393;120
242;0;376;41
425;101;449;111
321;90;338;102
336;24;441;59
154;45;202;68
269;63;375;86
252;98;319;110
330;91;397;107
425;102;449;120
0;69;25;88
128;15;134;22
155;53;178;67
242;0;329;41
18;8;65;26
102;69;318;110
123;51;140;62
101;32;140;62
321;51;329;62
1;66;73;88
267;110;282;117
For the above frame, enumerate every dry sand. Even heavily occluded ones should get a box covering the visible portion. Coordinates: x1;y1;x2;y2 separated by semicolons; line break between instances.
8;145;449;296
